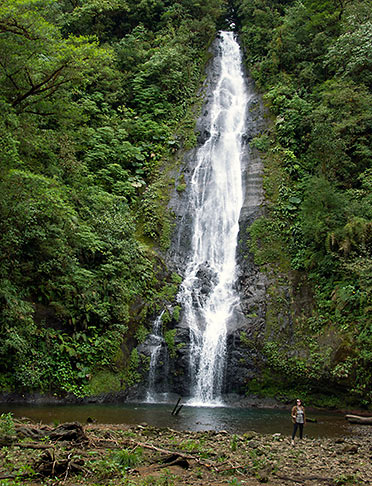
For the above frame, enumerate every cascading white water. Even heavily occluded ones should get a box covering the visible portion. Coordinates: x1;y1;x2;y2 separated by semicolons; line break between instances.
178;31;249;406
146;311;165;403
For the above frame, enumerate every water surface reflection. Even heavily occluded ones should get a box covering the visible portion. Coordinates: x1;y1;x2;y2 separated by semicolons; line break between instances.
0;403;353;438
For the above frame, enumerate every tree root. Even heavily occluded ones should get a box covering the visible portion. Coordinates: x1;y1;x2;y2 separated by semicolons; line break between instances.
13;442;55;450
34;449;85;478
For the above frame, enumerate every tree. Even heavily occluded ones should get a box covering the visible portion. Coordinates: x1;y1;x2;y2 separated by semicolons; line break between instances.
325;21;372;88
308;80;372;184
0;0;112;116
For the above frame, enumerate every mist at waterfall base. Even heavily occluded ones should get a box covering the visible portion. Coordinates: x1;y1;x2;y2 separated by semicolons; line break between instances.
0;403;354;438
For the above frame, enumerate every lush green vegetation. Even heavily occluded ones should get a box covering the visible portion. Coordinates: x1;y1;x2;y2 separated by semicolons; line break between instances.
0;0;225;396
1;0;371;408
234;0;372;406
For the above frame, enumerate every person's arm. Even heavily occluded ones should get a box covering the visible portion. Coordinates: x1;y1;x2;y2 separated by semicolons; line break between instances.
291;406;296;421
303;408;306;424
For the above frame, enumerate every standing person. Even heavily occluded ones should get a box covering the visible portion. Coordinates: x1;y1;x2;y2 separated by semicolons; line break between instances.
291;398;306;445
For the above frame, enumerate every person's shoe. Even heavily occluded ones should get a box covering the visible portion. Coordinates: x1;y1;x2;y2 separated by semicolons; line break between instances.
291;439;294;446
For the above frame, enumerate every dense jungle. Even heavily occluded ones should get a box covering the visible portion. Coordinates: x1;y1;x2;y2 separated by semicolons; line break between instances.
0;0;371;409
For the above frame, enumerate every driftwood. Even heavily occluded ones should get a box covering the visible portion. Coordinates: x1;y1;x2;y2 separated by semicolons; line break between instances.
345;414;372;425
171;397;183;416
49;421;88;443
94;435;251;475
174;404;183;416
171;397;181;415
0;423;87;481
158;453;190;469
15;423;50;439
15;421;88;442
34;449;85;478
13;442;55;450
121;437;219;471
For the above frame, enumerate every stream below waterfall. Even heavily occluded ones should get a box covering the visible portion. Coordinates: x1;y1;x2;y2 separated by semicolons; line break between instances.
0;403;356;438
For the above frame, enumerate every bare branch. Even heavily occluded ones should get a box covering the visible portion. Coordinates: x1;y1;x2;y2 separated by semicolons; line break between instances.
24;68;35;88
12;64;68;107
0;59;19;90
0;18;38;40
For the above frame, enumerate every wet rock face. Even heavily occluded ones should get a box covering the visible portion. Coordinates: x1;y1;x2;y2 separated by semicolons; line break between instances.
136;340;170;395
166;42;221;274
223;332;261;394
192;263;218;304
197;128;211;145
168;327;193;395
163;38;268;398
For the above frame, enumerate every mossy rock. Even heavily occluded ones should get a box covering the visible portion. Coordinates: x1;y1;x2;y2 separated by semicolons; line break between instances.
86;371;121;395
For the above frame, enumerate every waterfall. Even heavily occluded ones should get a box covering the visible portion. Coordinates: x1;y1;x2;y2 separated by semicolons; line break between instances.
145;311;167;403
178;31;250;405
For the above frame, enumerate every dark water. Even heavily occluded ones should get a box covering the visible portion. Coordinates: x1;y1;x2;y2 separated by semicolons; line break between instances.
0;402;354;438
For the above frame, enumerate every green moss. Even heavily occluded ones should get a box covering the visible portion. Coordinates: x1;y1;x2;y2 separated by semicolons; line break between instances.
171;272;182;284
161;310;172;325
176;183;187;193
248;217;291;270
164;328;185;359
123;349;143;388
251;134;270;152
164;329;178;358
158;282;179;301
172;305;181;322
246;370;350;409
135;325;149;344
240;331;254;348
86;371;121;395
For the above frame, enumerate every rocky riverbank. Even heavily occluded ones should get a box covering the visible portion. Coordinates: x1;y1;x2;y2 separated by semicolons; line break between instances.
0;420;371;485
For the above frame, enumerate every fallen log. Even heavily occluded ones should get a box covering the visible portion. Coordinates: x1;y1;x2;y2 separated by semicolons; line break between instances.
15;424;50;439
159;453;190;469
171;397;181;415
13;442;55;450
345;414;372;425
120;437;219;471
49;422;88;443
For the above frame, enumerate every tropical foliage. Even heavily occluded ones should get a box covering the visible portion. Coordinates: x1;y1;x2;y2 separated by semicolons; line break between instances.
1;0;371;407
235;0;372;405
0;0;225;395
